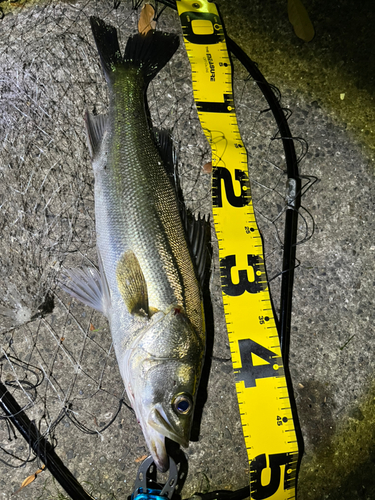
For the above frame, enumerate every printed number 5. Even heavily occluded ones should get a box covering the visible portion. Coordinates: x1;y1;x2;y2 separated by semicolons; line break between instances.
250;453;292;499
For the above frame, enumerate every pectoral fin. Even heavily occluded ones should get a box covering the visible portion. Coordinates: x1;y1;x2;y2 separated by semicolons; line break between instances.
116;250;149;317
59;265;110;317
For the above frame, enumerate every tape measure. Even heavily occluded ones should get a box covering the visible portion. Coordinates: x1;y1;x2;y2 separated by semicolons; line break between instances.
176;2;300;499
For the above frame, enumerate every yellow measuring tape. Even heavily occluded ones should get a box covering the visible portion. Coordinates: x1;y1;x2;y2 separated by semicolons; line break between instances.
176;2;299;499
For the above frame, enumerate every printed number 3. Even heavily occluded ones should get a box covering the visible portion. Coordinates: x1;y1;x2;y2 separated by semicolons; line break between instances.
220;254;267;296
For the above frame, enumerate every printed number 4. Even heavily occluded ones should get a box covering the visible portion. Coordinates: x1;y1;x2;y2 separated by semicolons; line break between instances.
235;339;281;388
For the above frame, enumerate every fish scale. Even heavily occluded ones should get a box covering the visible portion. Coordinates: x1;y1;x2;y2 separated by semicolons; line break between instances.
97;72;193;312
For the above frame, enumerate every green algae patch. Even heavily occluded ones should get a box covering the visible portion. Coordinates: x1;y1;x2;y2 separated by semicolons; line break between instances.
243;33;375;156
0;0;40;15
298;381;375;499
218;0;375;159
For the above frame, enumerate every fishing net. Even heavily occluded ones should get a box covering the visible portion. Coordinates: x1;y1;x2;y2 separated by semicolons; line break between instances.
0;1;313;498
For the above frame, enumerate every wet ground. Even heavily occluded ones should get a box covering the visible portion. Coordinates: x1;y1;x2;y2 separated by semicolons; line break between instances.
0;1;374;499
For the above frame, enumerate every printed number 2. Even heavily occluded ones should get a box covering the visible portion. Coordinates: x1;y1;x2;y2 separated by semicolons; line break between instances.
212;167;250;208
250;453;292;499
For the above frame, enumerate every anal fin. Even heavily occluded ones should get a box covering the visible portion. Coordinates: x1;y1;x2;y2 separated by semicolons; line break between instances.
84;110;108;159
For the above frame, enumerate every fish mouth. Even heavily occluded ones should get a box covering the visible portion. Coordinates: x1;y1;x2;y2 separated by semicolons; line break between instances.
147;406;189;448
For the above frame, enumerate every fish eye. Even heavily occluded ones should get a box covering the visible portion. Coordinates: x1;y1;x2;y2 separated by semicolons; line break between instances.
173;394;193;415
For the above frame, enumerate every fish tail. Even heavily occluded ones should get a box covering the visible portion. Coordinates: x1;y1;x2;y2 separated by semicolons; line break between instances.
90;17;179;87
90;17;123;85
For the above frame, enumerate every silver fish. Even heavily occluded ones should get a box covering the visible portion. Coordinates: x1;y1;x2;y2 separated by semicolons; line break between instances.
60;17;209;471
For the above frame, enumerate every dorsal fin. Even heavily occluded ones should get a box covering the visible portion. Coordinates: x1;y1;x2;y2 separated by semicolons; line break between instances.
84;110;108;159
182;209;211;287
153;128;176;183
153;128;211;286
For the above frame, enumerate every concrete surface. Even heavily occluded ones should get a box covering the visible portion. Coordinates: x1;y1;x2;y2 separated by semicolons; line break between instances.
0;1;374;499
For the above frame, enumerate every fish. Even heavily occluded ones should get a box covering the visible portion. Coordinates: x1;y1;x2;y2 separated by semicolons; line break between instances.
59;17;209;472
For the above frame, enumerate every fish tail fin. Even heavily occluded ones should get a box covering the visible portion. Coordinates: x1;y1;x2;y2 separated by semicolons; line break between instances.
90;17;123;85
124;30;180;86
90;16;179;87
